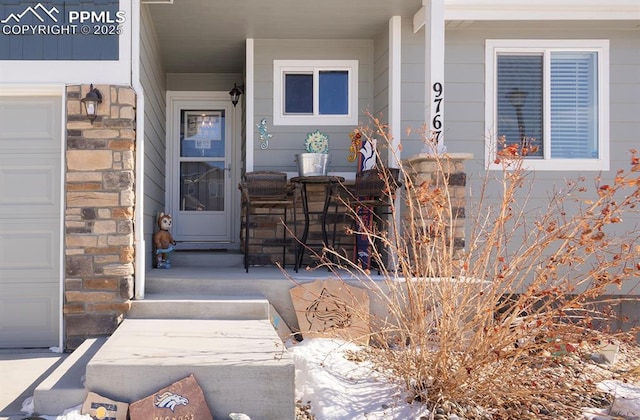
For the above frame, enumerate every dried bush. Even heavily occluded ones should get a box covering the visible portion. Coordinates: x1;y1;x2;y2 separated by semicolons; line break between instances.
316;116;640;419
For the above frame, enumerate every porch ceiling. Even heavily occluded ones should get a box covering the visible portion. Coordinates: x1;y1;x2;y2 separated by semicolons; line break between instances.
147;0;423;74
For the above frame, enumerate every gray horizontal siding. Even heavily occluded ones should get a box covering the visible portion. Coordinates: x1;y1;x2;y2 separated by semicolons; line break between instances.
140;5;167;271
373;25;390;121
252;39;374;173
399;20;426;158
444;22;640;170
442;21;640;294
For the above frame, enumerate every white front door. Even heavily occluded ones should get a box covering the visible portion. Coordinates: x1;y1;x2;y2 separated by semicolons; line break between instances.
168;95;235;244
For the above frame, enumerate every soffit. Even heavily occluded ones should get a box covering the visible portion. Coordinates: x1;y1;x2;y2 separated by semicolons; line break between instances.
147;0;639;74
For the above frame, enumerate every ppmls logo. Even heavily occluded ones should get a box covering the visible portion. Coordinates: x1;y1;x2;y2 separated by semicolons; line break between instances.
1;3;60;24
1;2;125;36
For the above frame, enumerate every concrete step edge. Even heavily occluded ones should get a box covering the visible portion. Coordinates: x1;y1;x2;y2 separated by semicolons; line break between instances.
128;297;271;320
169;251;244;268
33;337;107;415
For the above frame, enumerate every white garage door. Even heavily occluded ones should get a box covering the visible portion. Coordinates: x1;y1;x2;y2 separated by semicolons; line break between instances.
0;95;62;348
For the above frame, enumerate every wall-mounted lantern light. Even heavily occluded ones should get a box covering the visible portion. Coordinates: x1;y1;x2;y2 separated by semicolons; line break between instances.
229;83;244;108
81;84;103;124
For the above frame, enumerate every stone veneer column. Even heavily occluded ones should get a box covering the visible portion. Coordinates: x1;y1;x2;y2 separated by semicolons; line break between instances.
404;153;472;268
64;85;136;350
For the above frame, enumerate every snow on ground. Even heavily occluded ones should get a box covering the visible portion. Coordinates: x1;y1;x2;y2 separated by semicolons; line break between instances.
288;338;429;419
20;398;89;420
583;380;640;419
20;338;640;420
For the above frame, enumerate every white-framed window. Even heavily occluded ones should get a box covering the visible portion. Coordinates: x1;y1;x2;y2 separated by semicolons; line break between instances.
273;60;359;126
485;40;609;171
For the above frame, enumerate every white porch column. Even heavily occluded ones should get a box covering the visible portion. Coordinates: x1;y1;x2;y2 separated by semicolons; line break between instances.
389;16;402;168
245;38;255;171
422;0;446;153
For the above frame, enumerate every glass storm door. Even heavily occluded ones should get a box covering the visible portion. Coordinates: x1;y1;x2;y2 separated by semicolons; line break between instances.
172;105;232;242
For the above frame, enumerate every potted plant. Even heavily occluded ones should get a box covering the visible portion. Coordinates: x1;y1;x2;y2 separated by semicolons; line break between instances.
296;130;330;176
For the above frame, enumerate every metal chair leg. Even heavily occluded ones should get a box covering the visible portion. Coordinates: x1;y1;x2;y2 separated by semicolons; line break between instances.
244;202;249;273
282;207;287;268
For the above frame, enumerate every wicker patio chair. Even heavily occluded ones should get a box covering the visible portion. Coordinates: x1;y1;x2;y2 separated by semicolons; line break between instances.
239;171;296;272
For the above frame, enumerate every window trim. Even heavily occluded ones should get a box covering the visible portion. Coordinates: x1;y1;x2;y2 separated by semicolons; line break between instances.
485;39;610;171
273;59;359;126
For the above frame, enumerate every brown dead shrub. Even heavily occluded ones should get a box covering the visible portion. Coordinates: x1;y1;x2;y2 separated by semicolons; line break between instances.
314;116;640;419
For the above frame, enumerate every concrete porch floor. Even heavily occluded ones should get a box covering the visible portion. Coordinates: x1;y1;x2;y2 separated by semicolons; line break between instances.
145;264;388;282
142;265;392;335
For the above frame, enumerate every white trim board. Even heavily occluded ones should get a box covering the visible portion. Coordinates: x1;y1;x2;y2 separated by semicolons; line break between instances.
414;0;640;31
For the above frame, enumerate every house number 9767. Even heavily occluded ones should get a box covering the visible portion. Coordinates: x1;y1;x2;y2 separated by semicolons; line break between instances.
432;82;443;143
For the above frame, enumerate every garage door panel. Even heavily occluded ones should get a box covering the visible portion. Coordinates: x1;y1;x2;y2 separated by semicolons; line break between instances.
0;283;58;347
0;160;60;217
0;98;61;153
0;224;57;274
0;94;61;348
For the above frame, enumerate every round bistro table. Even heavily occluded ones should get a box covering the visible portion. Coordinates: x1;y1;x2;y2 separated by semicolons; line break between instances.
290;176;345;271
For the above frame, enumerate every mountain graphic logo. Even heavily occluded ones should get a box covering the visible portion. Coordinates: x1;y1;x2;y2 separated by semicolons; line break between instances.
1;3;60;24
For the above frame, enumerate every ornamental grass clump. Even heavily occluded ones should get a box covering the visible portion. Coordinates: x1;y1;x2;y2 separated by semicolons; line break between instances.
319;116;640;419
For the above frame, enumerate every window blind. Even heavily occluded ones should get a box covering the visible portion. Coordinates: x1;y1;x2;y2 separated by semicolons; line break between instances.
550;52;598;159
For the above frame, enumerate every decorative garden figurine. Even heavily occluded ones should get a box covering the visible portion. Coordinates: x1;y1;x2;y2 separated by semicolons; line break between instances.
153;212;176;268
347;129;362;162
296;130;330;176
304;129;329;154
359;137;377;170
257;118;273;150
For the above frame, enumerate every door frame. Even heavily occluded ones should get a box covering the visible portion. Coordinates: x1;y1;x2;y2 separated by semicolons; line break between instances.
166;91;242;249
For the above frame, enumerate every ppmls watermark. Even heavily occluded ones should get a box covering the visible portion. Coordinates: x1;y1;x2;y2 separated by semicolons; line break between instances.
1;3;125;36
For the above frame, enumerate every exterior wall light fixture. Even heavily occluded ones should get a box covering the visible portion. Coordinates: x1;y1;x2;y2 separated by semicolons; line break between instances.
229;83;244;108
81;84;103;124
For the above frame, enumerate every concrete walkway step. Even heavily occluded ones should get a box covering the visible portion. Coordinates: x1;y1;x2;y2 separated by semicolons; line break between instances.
32;295;296;418
129;295;294;342
169;250;244;268
32;337;106;415
85;318;295;419
128;295;271;320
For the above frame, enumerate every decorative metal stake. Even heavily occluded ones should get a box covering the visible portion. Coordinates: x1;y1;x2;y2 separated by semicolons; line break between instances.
257;118;273;150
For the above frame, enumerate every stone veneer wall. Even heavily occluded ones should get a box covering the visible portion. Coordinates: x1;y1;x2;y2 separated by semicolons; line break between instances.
243;155;470;270
404;153;472;263
241;187;353;268
64;84;136;350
